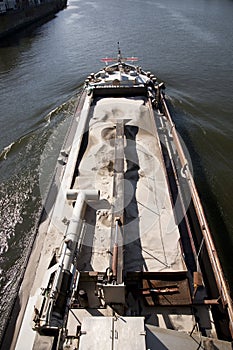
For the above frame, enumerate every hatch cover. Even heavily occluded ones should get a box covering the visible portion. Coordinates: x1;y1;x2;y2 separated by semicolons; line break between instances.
79;316;146;350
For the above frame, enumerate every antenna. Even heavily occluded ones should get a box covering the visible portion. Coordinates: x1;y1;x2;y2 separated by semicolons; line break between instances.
117;41;122;63
100;43;139;65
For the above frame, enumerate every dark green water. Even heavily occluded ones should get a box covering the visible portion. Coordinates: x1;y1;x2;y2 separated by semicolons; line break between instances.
0;0;233;340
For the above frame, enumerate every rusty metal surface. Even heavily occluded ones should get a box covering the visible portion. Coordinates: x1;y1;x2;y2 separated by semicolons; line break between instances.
142;275;191;306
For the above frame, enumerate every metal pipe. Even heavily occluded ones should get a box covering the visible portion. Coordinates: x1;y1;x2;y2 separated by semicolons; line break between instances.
63;190;99;272
50;190;99;298
112;219;120;281
114;218;119;244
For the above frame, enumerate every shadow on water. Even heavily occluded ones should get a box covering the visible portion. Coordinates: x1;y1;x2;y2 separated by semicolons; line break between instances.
0;14;58;73
0;14;56;48
167;100;233;293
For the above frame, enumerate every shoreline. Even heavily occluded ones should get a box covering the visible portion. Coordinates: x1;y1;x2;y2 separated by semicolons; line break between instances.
0;0;67;40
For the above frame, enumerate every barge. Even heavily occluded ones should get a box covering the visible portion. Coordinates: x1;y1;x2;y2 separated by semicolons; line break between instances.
2;45;233;349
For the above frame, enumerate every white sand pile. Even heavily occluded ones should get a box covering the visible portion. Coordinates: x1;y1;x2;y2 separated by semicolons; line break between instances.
75;97;185;273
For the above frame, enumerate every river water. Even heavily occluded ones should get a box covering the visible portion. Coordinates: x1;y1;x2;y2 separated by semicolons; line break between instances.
0;0;233;341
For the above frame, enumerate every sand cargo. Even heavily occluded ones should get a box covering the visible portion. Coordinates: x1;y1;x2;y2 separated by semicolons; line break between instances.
2;45;233;349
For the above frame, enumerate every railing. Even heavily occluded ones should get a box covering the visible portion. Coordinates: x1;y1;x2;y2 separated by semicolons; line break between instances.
160;91;233;338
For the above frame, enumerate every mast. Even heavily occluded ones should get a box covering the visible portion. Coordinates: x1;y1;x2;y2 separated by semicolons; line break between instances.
117;41;122;63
